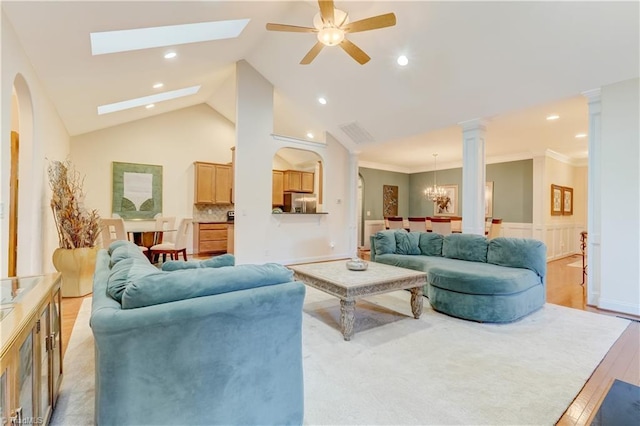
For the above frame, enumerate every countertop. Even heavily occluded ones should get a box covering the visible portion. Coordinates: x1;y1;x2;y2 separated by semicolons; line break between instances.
192;221;233;224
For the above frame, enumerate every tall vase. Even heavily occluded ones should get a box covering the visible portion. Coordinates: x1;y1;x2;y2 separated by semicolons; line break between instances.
52;246;99;297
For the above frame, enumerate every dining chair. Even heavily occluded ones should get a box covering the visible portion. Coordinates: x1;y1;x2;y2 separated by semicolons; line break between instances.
431;217;452;235
450;216;462;233
150;218;192;262
100;218;148;253
425;217;433;232
487;218;503;239
386;216;404;230
408;217;428;232
154;215;176;244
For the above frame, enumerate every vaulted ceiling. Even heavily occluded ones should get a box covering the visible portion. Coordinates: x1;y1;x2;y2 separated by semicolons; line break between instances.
3;1;638;171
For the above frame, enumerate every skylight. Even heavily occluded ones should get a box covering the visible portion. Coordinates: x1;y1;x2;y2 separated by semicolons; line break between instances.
90;19;250;55
97;85;201;115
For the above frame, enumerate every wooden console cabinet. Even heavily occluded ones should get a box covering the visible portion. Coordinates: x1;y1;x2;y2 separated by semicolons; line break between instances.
194;162;232;205
194;223;228;254
0;273;62;426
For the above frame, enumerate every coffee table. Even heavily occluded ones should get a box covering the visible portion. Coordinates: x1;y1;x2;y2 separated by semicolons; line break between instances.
289;260;427;341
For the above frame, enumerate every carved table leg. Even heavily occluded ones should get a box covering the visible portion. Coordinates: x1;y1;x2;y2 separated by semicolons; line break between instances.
340;299;356;341
410;287;424;319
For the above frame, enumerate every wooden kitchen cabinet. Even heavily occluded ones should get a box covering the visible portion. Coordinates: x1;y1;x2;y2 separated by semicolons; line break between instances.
194;223;228;254
283;170;314;193
272;171;284;206
0;273;62;426
194;162;232;205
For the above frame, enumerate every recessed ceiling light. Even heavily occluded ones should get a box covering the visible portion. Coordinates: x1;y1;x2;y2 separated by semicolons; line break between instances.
307;132;314;139
97;85;201;115
164;51;177;59
318;97;327;105
397;55;408;66
575;133;588;138
145;104;155;109
153;82;164;89
546;114;560;121
90;19;251;55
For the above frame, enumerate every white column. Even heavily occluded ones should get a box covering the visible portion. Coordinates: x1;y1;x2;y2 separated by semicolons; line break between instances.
583;88;601;306
459;119;487;235
531;154;546;242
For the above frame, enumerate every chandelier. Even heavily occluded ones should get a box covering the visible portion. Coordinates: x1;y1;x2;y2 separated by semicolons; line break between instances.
424;154;448;202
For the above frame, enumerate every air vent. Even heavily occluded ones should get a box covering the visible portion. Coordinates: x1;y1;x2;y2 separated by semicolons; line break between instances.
338;121;375;144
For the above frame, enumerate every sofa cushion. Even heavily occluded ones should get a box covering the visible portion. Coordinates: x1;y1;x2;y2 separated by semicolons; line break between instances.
106;257;162;302
395;231;421;255
109;241;150;267
487;237;547;279
428;261;541;295
161;254;235;271
419;233;443;256
373;230;397;255
442;234;488;263
121;263;294;309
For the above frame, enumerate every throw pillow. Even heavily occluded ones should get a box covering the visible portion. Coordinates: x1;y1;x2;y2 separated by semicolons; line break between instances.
442;234;488;263
106;257;161;303
121;263;294;309
419;233;443;256
373;230;397;255
395;231;421;255
161;254;236;271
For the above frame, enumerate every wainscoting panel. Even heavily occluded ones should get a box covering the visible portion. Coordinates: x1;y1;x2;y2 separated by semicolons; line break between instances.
501;222;533;239
545;223;585;260
363;220;386;249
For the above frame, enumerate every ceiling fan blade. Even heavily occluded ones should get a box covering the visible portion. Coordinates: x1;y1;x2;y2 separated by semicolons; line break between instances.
343;13;397;33
339;39;371;65
318;0;335;25
300;42;325;65
266;23;316;33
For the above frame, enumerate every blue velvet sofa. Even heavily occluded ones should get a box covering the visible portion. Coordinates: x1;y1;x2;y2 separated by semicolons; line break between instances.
370;231;546;323
91;240;305;425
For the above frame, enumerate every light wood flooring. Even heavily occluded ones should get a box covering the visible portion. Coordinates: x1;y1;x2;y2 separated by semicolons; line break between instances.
60;254;639;424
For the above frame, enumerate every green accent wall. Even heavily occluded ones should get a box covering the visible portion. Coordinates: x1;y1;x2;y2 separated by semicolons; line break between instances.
362;159;533;224
359;168;410;220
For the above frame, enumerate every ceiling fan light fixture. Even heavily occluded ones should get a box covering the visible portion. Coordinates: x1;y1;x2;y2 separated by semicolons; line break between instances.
317;27;344;46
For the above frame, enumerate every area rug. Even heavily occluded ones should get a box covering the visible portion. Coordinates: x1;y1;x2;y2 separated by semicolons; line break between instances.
51;288;630;425
567;260;584;268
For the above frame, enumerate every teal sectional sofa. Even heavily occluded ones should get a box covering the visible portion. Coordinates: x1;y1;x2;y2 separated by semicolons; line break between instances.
370;231;546;323
91;241;305;425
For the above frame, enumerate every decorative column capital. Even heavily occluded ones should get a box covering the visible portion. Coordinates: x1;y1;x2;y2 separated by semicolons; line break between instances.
582;88;602;103
458;118;488;132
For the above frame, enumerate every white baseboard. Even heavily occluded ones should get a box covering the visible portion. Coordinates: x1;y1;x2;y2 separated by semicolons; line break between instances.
598;298;640;317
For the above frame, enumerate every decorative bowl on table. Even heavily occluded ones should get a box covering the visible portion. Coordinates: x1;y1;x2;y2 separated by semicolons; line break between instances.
346;258;368;271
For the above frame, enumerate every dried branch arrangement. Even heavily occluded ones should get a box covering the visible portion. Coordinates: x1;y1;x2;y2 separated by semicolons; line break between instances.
48;160;101;249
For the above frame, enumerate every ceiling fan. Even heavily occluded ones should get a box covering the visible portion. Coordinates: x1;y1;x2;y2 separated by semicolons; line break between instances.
266;0;396;65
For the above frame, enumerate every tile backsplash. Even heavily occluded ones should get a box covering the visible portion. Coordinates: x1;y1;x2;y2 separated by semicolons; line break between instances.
193;204;233;222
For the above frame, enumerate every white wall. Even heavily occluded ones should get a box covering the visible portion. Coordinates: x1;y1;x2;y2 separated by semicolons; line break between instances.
70;104;235;251
234;60;352;265
598;78;640;315
1;12;71;277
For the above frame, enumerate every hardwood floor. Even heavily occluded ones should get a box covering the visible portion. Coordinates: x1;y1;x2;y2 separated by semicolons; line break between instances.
60;254;639;424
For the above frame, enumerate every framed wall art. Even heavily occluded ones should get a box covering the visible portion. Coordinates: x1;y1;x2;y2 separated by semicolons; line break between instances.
562;186;573;215
485;181;494;217
382;185;398;217
551;184;563;216
434;185;458;216
112;162;163;220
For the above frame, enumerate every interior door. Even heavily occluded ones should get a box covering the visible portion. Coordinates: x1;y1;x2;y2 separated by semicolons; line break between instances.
9;131;19;277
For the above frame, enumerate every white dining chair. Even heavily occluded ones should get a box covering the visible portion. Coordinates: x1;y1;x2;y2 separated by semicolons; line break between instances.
386;216;404;230
154;215;176;244
487;219;503;239
150;218;192;262
408;217;428;232
100;218;148;253
431;217;452;235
